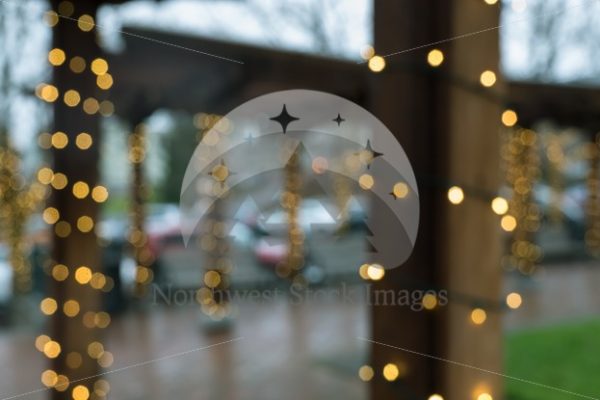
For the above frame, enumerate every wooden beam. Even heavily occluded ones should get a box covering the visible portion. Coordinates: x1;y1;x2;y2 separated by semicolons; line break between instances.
49;1;104;399
369;1;502;399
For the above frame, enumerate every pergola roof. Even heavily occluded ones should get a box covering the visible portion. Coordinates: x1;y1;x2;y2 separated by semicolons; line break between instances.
107;26;367;123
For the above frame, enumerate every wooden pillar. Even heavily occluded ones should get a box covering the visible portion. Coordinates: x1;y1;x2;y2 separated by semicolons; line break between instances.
49;1;104;399
369;1;502;399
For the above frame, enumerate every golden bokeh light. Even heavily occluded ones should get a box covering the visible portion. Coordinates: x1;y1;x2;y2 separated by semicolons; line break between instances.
366;264;385;281
44;11;59;27
204;270;221;288
87;341;104;359
35;335;51;352
478;393;493;400
382;363;400;381
40;84;59;102
52;264;69;281
55;221;72;238
368;55;386;73
360;45;375;60
427;49;444;67
75;266;92;284
500;215;517;232
38;167;54;185
77;14;95;32
54;374;70;392
96;73;113;90
83;98;100;115
211;164;229;182
38;132;52;149
75;132;93;150
63;299;80;317
91;58;108;75
69;56;86;73
72;385;90;400
57;1;74;17
63;89;81;107
447;186;464;205
491;196;509;215
51;131;69;149
359;174;374;190
422;293;438;310
77;216;94;233
471;308;487;325
506;292;522;309
99;100;115;117
72;181;90;199
98;351;114;367
48;48;66;66
428;395;444;400
358;365;374;382
393;182;409;198
40;297;58;316
41;369;58;388
91;185;109;203
43;207;60;224
501;109;518;127
480;70;497;87
43;340;61;359
358;263;370;280
51;173;69;190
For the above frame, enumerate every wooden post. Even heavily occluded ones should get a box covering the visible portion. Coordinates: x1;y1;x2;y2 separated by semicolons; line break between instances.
49;1;104;398
369;1;502;399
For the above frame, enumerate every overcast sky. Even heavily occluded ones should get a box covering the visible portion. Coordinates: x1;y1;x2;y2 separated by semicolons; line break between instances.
3;0;600;172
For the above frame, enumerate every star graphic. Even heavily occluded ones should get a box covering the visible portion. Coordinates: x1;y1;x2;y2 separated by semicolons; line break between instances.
333;113;345;126
356;140;384;170
270;104;299;134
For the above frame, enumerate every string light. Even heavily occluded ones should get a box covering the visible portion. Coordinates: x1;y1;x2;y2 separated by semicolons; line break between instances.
358;365;374;381
77;14;95;32
490;196;509;215
90;58;108;75
368;55;386;73
69;56;86;73
48;48;66;66
382;363;400;381
500;215;517;232
470;308;487;325
360;45;375;60
63;89;81;107
366;264;385;281
427;49;444;67
506;292;522;309
75;132;93;150
392;182;409;198
479;70;497;87
359;174;374;190
501;109;518;127
447;186;464;204
422;293;438;310
57;1;74;17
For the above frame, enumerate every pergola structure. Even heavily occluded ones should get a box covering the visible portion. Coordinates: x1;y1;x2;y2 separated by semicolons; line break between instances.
49;1;505;399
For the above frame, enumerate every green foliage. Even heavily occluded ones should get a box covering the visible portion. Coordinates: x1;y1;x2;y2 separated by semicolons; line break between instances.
158;113;198;203
506;319;600;400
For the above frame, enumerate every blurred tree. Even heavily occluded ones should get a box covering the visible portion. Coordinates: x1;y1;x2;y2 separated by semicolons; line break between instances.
159;113;198;203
